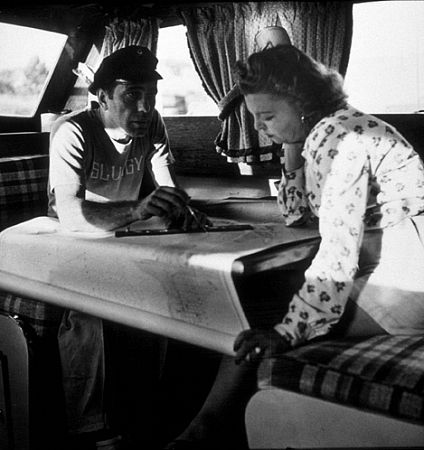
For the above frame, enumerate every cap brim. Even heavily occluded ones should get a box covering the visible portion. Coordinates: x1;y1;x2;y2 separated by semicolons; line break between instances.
88;70;162;95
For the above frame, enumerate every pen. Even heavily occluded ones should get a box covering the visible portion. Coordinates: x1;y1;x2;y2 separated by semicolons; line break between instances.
186;204;208;232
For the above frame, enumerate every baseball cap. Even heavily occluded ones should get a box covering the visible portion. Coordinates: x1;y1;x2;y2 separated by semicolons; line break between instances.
88;46;162;94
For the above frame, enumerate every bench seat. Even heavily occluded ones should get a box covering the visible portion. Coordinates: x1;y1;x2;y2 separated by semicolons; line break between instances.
259;335;424;422
0;154;64;338
246;335;424;448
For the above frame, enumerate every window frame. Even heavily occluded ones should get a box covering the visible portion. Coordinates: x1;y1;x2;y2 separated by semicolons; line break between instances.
0;6;102;133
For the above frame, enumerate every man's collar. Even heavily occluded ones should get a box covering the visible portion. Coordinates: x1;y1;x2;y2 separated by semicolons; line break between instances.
92;105;133;144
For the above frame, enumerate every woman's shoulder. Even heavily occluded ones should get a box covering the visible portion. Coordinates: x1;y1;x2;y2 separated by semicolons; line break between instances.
308;104;392;142
315;104;366;126
306;105;350;144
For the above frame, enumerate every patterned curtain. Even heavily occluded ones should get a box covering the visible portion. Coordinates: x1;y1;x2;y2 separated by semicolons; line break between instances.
179;1;353;164
277;1;353;76
80;17;160;105
100;16;160;59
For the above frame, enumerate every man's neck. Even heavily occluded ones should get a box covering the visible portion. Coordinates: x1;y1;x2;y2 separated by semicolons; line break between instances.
108;133;132;145
96;108;132;144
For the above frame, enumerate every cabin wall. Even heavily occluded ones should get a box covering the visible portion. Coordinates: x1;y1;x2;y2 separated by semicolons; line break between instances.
1;112;424;173
164;116;237;176
0;132;49;158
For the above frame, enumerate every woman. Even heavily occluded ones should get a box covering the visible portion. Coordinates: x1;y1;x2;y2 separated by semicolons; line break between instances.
164;45;424;450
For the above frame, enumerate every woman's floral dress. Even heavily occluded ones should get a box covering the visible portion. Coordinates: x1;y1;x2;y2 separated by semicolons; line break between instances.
275;104;424;345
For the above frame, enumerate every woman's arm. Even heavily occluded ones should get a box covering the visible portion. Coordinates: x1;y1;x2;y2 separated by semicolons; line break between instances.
275;132;370;345
284;141;306;172
277;142;311;226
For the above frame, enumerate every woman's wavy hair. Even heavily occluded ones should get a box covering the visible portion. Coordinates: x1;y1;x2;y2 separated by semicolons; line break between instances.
235;45;347;119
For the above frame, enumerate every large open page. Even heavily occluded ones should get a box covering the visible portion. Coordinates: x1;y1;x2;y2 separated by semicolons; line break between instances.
0;216;319;354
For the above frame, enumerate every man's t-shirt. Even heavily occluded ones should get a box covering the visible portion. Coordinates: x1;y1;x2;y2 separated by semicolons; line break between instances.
48;106;174;216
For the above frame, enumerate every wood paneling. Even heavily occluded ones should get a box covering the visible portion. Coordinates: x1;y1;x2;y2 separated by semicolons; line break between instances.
164;116;240;176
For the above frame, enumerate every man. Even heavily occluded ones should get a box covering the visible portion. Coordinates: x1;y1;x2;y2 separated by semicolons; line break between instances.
48;45;206;449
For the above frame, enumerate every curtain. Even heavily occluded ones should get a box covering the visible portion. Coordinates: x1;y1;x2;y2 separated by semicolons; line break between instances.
81;17;160;105
179;1;353;165
100;16;160;59
276;1;353;76
71;16;160;108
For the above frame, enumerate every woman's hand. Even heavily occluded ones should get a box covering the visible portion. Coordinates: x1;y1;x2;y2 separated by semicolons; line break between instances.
284;142;305;172
233;328;291;365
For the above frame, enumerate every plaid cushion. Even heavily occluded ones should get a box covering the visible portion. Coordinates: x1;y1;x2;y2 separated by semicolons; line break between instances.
258;335;424;423
0;291;63;339
0;154;63;337
0;154;49;231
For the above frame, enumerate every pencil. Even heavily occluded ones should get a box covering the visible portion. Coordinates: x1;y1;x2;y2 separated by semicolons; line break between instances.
186;204;208;232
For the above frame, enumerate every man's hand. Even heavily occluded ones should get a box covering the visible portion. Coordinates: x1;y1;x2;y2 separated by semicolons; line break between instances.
136;187;212;231
136;186;189;220
170;205;212;231
233;328;291;365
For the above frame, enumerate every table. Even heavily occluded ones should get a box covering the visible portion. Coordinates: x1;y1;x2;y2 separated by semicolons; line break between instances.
0;207;319;355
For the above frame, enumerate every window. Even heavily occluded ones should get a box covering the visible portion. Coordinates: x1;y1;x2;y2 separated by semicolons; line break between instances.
344;1;424;113
0;22;67;117
156;25;218;116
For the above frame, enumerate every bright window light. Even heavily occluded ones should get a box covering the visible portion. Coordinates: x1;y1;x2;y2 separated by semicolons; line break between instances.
156;25;218;116
344;1;424;113
0;22;68;117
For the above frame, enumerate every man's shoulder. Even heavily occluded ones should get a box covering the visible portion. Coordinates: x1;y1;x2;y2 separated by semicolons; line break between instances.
149;108;162;126
147;109;167;138
51;107;100;137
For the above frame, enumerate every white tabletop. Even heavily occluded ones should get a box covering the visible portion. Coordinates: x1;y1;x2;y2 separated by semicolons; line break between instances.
0;214;319;354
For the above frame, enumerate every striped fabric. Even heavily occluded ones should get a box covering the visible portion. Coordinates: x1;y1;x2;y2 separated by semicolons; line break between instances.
0;291;63;338
0;155;49;230
0;154;64;338
258;335;424;423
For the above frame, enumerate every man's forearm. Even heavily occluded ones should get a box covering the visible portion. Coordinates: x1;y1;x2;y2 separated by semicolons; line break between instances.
59;199;141;232
54;182;190;232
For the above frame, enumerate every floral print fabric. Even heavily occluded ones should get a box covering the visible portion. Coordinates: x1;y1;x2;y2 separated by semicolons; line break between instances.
275;105;424;346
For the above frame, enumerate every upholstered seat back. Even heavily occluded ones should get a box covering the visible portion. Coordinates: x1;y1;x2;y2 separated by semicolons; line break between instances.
0;154;63;337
